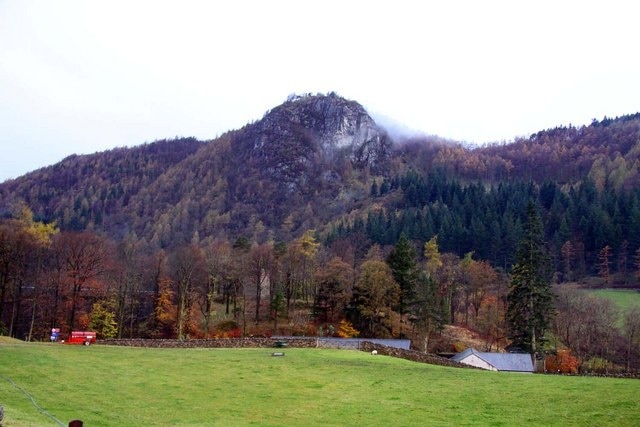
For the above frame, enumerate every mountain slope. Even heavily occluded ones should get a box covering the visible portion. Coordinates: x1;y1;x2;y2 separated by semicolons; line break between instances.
1;93;392;244
1;94;639;249
390;113;640;186
0;137;204;231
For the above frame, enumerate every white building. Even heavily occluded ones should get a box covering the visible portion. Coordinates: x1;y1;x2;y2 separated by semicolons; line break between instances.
451;348;534;373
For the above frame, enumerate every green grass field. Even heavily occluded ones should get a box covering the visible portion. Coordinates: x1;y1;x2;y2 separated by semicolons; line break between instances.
1;342;639;426
584;288;640;328
586;289;640;312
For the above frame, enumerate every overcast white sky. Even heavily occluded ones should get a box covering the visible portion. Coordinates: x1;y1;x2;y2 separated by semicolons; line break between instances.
1;1;639;182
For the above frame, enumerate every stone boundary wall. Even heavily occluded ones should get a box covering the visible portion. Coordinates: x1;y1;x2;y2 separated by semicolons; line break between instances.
99;337;410;350
315;337;411;350
359;341;478;369
99;337;317;348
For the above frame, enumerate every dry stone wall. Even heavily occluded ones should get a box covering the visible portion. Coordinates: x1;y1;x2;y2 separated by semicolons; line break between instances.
359;341;477;369
99;338;317;348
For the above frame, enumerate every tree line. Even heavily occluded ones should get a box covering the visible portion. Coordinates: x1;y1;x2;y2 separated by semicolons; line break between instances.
329;171;640;283
2;202;639;371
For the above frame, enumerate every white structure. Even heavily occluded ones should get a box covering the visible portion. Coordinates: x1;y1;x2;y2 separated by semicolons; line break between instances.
451;348;534;373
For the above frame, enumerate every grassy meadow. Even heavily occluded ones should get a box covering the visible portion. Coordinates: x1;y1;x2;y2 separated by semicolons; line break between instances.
1;341;639;426
586;288;640;312
584;288;640;328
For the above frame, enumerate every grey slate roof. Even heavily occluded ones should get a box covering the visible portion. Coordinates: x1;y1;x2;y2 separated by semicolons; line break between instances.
451;348;534;372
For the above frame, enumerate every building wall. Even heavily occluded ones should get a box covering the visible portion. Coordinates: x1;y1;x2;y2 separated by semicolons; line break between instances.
459;354;497;371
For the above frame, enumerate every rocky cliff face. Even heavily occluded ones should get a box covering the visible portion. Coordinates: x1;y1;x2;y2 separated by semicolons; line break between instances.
238;93;392;184
272;93;390;164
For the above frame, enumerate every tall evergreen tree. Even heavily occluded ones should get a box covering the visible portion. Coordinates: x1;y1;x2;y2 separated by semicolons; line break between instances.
507;201;554;354
386;233;418;335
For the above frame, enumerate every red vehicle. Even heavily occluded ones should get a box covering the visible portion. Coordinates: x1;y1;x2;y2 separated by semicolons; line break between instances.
67;331;97;345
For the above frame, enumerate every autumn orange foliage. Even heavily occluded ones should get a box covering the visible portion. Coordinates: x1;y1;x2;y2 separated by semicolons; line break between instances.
215;328;242;338
545;349;580;374
337;319;359;338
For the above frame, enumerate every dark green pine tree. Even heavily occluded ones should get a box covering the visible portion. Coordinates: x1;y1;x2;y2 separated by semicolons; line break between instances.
507;201;555;355
386;233;418;336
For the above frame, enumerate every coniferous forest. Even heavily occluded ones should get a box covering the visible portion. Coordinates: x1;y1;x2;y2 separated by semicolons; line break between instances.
1;93;640;373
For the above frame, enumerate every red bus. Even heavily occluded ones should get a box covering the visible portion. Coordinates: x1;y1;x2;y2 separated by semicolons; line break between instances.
67;331;97;345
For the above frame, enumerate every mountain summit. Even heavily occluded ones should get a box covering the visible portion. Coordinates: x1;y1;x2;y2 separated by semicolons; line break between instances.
234;93;392;186
262;92;390;165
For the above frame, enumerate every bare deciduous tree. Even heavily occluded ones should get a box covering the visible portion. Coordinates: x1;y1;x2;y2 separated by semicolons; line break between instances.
53;231;107;332
169;245;205;339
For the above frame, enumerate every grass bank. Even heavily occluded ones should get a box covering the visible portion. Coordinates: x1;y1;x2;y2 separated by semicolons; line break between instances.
587;288;640;312
584;288;640;328
1;342;638;426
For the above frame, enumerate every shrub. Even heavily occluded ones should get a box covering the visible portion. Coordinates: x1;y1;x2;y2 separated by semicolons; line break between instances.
545;349;580;374
582;357;618;374
451;341;468;353
337;319;359;338
216;328;242;338
88;301;118;339
216;320;240;332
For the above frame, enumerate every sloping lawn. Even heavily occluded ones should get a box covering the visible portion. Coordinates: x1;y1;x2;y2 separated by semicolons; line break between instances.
1;342;638;426
585;288;640;327
587;289;640;312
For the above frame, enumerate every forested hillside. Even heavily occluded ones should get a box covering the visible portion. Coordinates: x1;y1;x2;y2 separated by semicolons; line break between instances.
1;93;639;372
1;93;392;244
329;173;640;276
0;137;204;233
396;113;640;187
2;95;639;256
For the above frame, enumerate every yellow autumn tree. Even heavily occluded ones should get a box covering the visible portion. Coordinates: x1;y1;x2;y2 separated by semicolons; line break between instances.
337;319;359;338
424;236;442;278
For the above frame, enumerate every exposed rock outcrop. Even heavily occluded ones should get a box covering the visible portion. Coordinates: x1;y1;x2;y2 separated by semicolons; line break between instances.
237;92;392;186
